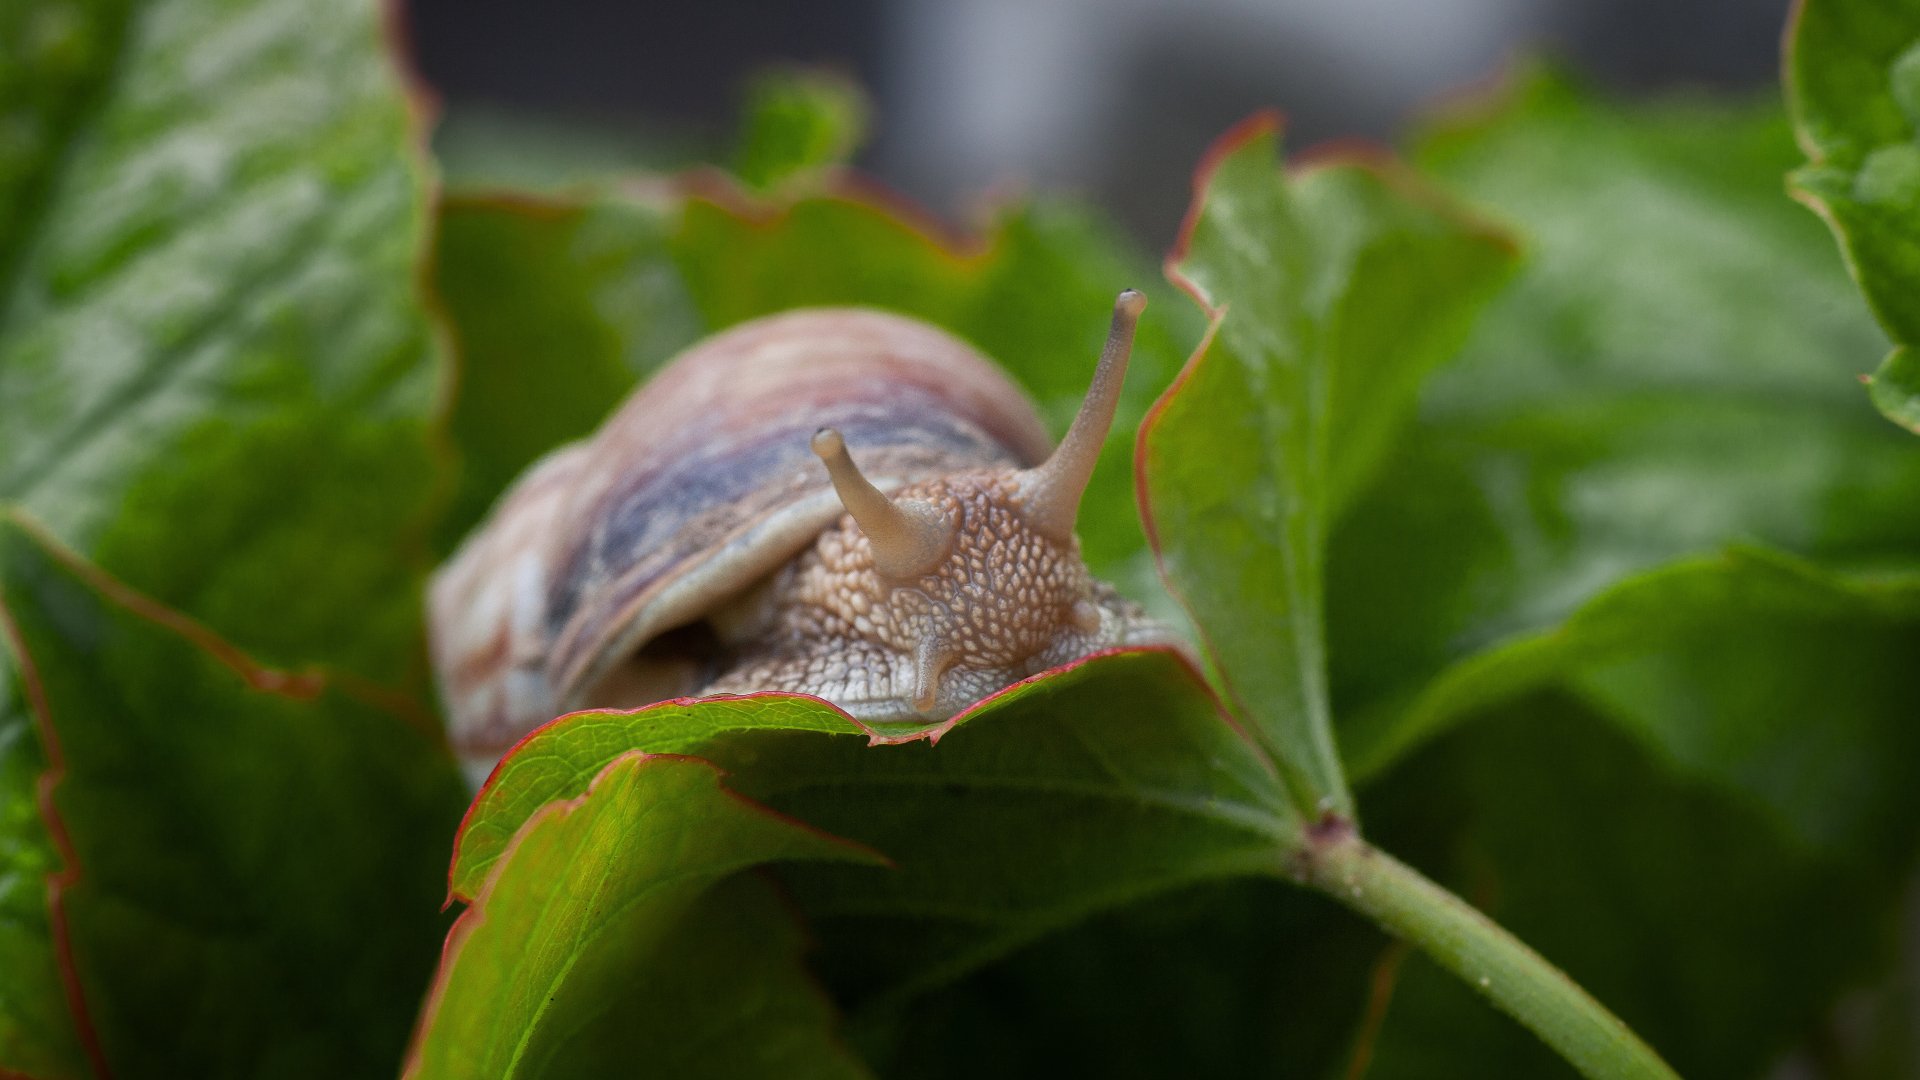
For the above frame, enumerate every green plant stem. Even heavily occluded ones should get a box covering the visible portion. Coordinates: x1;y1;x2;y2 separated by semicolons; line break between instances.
1300;820;1678;1080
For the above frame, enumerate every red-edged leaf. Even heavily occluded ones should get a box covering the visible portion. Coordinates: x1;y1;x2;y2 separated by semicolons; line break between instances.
1138;117;1514;817
0;512;464;1076
450;648;1294;1015
407;752;878;1080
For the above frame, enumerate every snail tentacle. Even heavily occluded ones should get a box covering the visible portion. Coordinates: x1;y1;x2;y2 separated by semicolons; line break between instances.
812;427;955;580
1015;289;1146;543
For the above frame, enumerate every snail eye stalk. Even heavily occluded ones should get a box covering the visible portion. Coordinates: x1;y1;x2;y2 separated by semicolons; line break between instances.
1015;289;1146;544
811;427;954;580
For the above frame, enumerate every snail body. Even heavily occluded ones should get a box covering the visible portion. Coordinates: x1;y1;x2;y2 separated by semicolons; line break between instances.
431;291;1166;777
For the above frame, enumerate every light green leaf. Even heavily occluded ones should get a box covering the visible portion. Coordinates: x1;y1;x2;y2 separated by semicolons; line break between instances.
408;753;876;1080
1788;0;1920;429
1139;119;1514;817
732;67;869;191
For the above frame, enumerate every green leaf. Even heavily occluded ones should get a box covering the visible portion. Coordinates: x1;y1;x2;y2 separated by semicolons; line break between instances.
1352;690;1914;1078
432;193;703;551
1332;71;1920;780
0;0;128;282
0;0;447;1071
0;0;444;684
452;649;1294;1012
1346;551;1920;862
450;695;862;899
1867;342;1920;430
1138;118;1515;817
732;68;870;191
1788;0;1920;429
408;753;876;1080
863;878;1379;1079
0;672;84;1080
0;513;466;1076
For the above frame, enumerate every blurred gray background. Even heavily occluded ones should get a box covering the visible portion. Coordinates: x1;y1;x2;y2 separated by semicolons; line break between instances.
402;0;1788;247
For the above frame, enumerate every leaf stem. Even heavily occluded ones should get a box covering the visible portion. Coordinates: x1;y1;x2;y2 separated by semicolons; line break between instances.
1297;819;1677;1080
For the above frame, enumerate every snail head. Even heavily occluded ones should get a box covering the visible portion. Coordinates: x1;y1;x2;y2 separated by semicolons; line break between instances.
806;290;1149;715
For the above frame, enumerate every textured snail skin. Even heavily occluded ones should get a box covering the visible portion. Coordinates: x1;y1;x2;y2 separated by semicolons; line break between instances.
430;301;1166;780
706;470;1159;718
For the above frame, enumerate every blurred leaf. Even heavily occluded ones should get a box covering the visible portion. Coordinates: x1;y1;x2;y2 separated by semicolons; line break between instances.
0;0;444;683
408;753;876;1080
732;68;869;190
433;107;706;194
1788;0;1920;430
1347;550;1920;862
1867;345;1920;431
1331;71;1920;777
432;193;703;550
1352;690;1913;1079
0;0;129;281
1139;119;1514;817
864;877;1379;1080
0;671;82;1080
0;514;466;1077
452;650;1293;1015
0;0;448;1072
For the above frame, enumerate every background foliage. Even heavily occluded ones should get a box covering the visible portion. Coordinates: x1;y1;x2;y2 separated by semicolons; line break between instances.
1;0;1917;1077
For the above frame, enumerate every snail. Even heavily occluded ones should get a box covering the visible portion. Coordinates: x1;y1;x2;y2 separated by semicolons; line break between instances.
430;289;1172;780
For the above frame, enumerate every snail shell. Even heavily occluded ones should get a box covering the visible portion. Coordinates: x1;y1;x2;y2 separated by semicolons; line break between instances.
431;292;1167;776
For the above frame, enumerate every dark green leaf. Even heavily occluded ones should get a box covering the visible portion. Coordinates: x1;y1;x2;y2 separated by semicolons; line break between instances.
0;671;84;1080
864;878;1378;1080
409;753;876;1080
453;649;1293;1012
1788;0;1920;429
0;0;129;282
0;513;466;1077
1353;690;1913;1079
732;68;870;190
1139;119;1514;817
1332;71;1920;780
1345;551;1920;864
